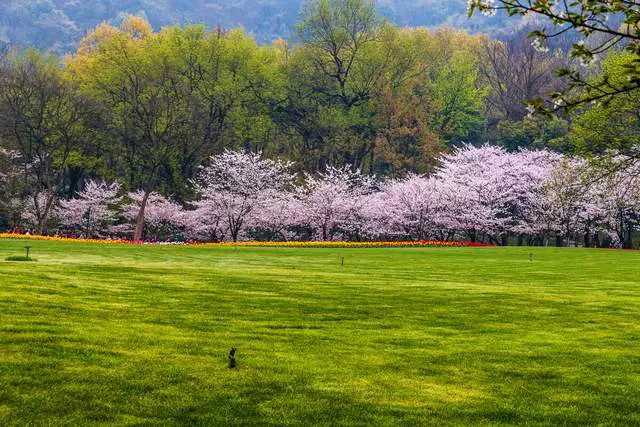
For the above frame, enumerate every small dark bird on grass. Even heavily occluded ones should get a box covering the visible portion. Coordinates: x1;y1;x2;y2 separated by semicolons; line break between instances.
228;347;237;368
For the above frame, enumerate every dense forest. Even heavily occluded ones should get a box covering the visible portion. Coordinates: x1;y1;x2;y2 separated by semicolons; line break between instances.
1;0;520;54
0;0;638;245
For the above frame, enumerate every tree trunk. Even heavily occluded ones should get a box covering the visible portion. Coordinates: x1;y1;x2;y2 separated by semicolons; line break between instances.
555;235;563;247
624;226;633;249
230;216;243;242
36;193;55;235
594;233;601;248
134;190;151;242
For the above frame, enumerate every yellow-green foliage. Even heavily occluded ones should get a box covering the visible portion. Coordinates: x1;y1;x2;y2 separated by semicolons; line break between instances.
570;52;640;154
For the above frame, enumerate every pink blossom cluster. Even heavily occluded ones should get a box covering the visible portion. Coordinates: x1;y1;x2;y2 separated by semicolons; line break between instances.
24;147;640;246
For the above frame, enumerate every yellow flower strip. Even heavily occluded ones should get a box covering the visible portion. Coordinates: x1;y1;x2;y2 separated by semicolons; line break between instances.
0;233;133;245
0;233;494;247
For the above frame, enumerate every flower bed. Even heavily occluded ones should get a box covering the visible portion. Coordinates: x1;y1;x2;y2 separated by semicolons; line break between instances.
0;233;495;248
190;240;496;248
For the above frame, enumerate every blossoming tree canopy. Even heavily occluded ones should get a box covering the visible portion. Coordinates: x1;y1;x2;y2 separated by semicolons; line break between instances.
57;180;122;234
194;150;294;242
28;148;640;248
293;166;377;241
378;174;447;241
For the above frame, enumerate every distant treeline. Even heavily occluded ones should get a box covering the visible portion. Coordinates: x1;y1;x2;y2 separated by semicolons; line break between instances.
0;0;520;55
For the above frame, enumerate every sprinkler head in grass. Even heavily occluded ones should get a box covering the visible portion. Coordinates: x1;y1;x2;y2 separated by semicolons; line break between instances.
228;347;237;369
5;246;35;262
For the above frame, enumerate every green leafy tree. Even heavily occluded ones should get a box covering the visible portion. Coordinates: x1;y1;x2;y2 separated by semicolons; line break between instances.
569;52;640;157
272;0;393;171
296;0;384;109
0;50;95;232
69;17;194;240
431;50;487;145
497;117;569;151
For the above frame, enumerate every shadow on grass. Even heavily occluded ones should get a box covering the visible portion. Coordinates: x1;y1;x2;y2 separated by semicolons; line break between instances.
5;256;37;262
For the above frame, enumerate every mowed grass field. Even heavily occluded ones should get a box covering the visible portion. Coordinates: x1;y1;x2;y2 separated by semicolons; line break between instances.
0;239;639;425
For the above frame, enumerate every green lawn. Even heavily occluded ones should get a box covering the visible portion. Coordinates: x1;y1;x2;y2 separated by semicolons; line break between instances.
0;239;639;425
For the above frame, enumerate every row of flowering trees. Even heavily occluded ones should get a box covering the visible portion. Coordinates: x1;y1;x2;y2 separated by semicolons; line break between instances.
9;146;640;247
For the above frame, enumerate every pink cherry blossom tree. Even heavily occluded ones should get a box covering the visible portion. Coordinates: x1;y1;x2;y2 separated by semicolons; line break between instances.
182;199;227;242
248;191;300;241
195;150;294;242
14;191;56;233
57;180;122;236
293;166;376;241
123;191;185;241
377;174;449;241
504;149;563;245
592;159;640;248
541;158;598;246
436;145;523;244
